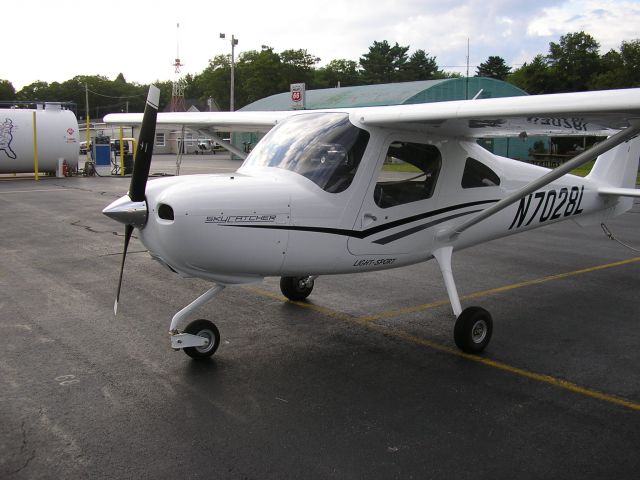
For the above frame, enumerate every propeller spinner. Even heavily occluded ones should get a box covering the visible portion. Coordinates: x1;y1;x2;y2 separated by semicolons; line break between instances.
103;85;160;315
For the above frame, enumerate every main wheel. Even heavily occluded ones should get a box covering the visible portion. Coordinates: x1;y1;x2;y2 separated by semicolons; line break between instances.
280;276;314;301
454;307;493;353
183;319;220;359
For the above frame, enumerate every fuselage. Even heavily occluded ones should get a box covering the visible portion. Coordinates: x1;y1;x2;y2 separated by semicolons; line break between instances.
132;111;615;285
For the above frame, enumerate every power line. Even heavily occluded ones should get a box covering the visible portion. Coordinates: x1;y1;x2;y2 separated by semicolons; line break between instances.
86;88;145;99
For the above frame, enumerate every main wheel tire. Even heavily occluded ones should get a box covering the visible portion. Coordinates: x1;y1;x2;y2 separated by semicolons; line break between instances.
183;319;220;359
454;307;493;354
280;276;314;301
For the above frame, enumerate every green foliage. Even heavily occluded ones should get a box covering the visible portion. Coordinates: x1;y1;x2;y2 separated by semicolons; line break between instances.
13;75;148;119
0;79;16;101
507;32;640;94
401;50;447;81
8;31;640;117
547;31;602;92
476;56;511;80
315;59;362;88
360;40;409;84
508;54;555;94
236;47;286;106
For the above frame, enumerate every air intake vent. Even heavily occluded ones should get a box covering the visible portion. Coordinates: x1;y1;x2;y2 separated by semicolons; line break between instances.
158;204;174;221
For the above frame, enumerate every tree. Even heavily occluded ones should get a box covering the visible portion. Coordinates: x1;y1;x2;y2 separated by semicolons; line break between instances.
16;80;51;101
401;50;444;81
235;47;285;107
0;79;16;101
508;54;555;94
195;54;232;111
476;56;511;80
360;40;409;84
280;49;320;87
182;73;202;101
617;39;640;87
547;31;602;92
588;49;625;90
315;59;362;88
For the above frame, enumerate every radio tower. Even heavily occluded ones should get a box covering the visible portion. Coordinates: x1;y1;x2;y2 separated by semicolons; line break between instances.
171;23;186;112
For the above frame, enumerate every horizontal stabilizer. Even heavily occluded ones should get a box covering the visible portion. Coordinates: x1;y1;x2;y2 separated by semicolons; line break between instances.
598;187;640;198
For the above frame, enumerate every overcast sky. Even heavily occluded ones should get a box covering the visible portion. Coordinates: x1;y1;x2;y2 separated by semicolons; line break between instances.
4;0;640;90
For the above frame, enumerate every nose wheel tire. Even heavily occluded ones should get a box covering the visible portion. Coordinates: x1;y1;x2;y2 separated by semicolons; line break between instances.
454;307;493;353
183;319;220;359
280;276;314;301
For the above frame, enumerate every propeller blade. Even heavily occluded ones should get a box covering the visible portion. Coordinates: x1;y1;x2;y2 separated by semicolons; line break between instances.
114;224;134;316
129;85;160;202
111;85;159;316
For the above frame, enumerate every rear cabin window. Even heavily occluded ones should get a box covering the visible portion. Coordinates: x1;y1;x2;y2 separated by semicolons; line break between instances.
374;142;442;208
461;158;501;188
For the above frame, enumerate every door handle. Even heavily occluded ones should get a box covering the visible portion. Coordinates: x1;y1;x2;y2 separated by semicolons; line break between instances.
362;213;377;228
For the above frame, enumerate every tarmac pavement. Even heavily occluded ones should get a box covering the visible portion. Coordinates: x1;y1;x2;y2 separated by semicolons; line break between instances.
1;154;639;479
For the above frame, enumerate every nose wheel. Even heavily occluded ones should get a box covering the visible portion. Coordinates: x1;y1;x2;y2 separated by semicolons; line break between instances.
182;319;220;359
169;285;226;359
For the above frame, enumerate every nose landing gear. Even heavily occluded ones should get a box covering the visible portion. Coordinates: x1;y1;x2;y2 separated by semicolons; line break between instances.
169;285;225;359
181;319;221;359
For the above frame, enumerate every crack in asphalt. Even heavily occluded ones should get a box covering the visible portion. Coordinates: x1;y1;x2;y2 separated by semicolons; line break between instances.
70;220;138;239
9;419;36;476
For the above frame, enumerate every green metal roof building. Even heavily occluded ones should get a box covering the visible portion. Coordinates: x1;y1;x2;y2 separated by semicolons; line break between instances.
239;78;537;160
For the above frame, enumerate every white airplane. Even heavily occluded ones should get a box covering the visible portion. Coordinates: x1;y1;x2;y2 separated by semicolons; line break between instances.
103;85;640;359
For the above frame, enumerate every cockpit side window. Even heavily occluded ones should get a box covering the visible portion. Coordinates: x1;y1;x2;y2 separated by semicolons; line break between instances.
241;113;370;193
461;157;501;188
374;142;442;209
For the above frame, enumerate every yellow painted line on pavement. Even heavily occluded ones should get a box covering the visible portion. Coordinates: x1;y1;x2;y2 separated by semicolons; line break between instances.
365;323;640;412
244;257;640;411
247;287;355;323
358;256;640;323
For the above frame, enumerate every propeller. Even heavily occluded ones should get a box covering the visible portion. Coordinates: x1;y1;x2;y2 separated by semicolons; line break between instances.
103;85;160;315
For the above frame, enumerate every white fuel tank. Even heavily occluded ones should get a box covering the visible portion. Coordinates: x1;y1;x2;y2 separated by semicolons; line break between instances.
0;104;79;173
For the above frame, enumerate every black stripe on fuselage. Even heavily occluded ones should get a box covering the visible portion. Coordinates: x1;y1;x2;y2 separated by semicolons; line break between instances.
372;209;483;245
225;199;498;241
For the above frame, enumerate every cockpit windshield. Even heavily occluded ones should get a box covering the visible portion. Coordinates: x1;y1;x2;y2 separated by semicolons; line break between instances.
241;113;370;193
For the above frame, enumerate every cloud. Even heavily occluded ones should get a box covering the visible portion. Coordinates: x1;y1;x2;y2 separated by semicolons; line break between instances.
5;0;640;89
527;0;640;51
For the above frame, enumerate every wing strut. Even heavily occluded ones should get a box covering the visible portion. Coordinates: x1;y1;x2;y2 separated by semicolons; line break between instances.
195;129;248;160
442;121;640;240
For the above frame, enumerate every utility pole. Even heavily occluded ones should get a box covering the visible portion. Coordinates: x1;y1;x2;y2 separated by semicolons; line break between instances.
220;33;238;111
85;83;90;161
466;38;470;100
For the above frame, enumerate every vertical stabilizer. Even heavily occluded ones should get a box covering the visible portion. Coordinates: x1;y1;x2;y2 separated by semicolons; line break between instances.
587;136;640;188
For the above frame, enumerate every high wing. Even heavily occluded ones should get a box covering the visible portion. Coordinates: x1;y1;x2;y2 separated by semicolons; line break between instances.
355;88;640;137
103;110;295;133
105;88;640;138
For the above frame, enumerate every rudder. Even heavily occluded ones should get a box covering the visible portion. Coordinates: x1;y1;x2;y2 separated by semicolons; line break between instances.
587;135;640;188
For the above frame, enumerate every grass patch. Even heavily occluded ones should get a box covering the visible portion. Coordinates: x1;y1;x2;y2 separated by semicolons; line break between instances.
570;160;595;177
384;159;639;184
382;162;421;173
570;160;640;184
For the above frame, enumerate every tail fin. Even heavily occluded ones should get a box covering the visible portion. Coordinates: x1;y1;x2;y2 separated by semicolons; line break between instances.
575;136;640;225
587;135;640;189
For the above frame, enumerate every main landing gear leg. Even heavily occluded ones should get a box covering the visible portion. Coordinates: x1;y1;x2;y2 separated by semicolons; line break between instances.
169;284;225;359
433;247;493;353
